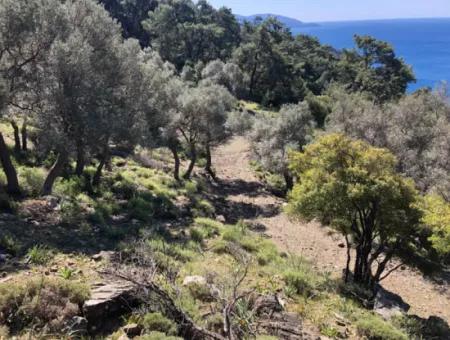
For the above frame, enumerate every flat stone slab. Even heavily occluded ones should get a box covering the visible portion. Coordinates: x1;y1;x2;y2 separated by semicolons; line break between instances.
83;280;138;328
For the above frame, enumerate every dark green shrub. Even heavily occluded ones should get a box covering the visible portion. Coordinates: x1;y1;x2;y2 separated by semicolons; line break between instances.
128;197;154;221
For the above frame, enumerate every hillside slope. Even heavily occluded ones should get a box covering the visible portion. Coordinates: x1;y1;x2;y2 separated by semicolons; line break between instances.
212;136;450;324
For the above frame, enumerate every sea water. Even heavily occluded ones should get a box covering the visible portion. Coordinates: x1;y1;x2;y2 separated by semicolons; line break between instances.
294;18;450;91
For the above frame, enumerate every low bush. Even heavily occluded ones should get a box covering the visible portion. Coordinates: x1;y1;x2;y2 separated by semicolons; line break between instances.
26;245;52;265
141;312;177;335
282;256;324;297
190;228;204;243
190;218;223;243
192;199;215;218
0;277;90;332
356;313;408;340
60;199;85;224
0;234;21;256
19;167;46;197
128;196;154;221
53;177;84;198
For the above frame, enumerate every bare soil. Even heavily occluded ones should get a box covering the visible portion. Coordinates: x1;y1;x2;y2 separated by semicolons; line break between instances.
212;136;450;323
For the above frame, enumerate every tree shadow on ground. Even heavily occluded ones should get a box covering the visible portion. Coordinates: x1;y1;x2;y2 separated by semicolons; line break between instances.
0;211;143;276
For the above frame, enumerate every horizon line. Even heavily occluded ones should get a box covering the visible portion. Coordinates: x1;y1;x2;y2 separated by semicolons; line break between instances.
236;13;450;24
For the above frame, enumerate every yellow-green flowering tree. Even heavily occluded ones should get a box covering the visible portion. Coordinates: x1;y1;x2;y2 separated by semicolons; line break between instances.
288;133;422;289
420;195;450;259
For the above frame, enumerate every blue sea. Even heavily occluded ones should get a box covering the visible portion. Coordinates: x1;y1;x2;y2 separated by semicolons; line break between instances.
294;18;450;91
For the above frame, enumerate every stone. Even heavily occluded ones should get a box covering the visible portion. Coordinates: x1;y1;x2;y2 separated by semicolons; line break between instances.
64;316;88;336
216;215;226;223
83;281;138;329
373;286;410;320
91;251;116;262
122;323;142;337
182;275;207;286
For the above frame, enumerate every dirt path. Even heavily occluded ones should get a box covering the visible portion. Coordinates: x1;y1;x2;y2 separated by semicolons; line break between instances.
212;136;450;323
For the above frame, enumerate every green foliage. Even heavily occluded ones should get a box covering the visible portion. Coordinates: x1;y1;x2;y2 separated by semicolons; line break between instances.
128;196;154;221
140;312;177;336
193;218;223;238
59;267;75;280
60;199;85;225
282;256;325;297
192;199;215;218
0;277;90;332
356;313;408;340
142;0;240;69
26;245;52;265
249;102;315;190
341;35;415;102
419;195;450;257
288;133;422;287
18;167;46;197
0;234;21;256
189;228;204;243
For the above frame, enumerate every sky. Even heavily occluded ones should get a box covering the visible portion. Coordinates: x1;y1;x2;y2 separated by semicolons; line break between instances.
208;0;450;22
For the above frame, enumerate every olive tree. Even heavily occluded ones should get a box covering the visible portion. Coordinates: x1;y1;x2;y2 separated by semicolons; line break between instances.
201;60;246;98
177;83;235;179
35;0;142;194
0;0;65;195
138;51;186;180
249;102;315;191
326;87;450;197
288;134;422;289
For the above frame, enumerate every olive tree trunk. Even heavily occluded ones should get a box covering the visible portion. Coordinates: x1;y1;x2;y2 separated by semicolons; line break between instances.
205;142;216;180
0;132;21;196
21;120;27;152
10;121;21;154
169;143;180;181
183;143;196;180
41;150;68;196
92;146;110;187
75;144;85;176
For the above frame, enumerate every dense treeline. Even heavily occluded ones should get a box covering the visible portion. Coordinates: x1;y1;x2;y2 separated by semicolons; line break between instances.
0;0;449;292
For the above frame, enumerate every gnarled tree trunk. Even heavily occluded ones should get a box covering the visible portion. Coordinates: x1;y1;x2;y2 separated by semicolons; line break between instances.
92;145;109;187
205;142;216;180
21;120;27;152
41;150;68;196
0;132;20;196
75;144;85;176
183;143;196;180
10;121;21;154
283;169;294;193
169;143;180;181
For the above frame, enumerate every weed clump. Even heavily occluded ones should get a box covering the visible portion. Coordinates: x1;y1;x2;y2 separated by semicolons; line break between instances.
356;313;408;340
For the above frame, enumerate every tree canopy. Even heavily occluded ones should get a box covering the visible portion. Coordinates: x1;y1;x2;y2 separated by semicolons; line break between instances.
288;134;423;288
